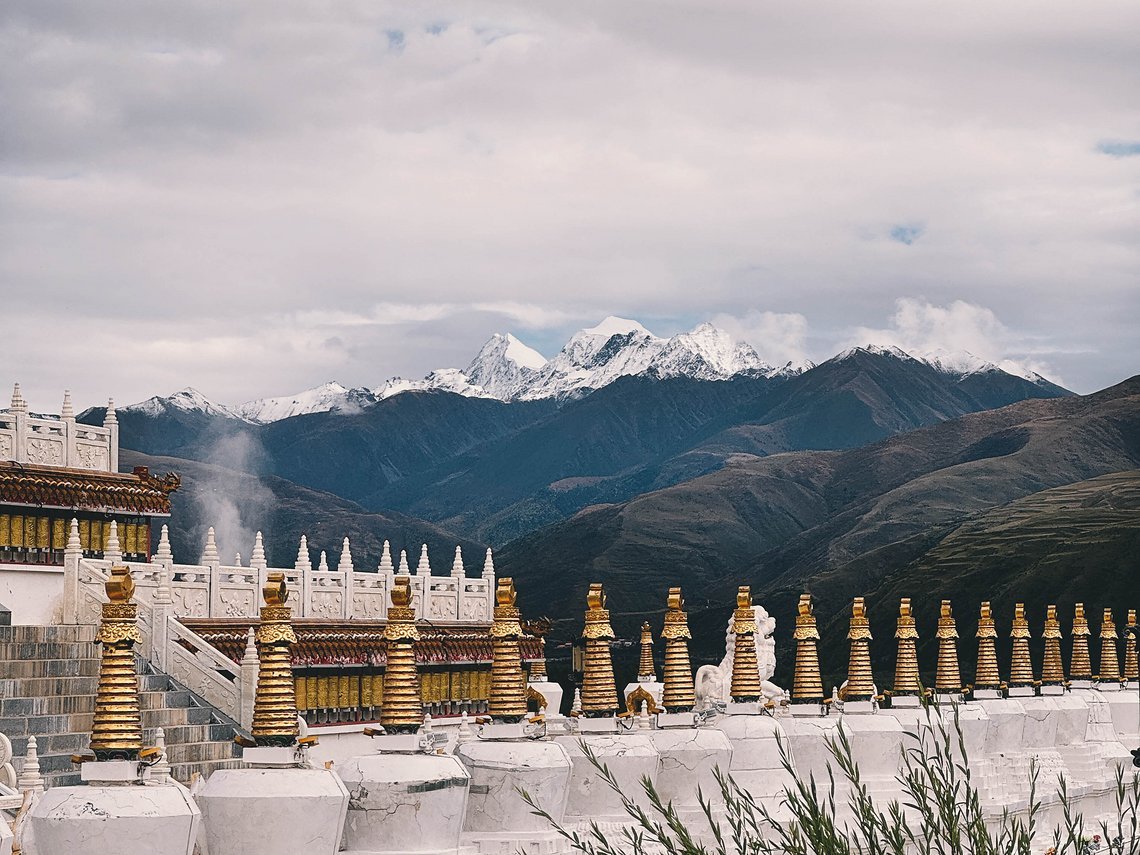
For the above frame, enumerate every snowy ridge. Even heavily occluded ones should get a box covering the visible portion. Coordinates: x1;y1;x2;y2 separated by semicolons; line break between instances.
122;321;1066;422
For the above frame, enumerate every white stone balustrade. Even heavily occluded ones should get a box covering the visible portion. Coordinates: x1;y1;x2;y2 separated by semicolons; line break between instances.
1;385;117;472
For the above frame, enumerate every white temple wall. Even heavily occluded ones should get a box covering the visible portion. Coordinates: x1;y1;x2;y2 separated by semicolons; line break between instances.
0;563;62;624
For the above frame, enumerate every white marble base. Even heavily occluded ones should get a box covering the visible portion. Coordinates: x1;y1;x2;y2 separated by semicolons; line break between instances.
725;701;764;715
1096;681;1123;692
575;716;618;733
476;722;529;740
647;727;732;810
196;766;349;855
889;695;921;708
339;752;470;854
527;680;565;719
553;733;659;822
842;700;875;714
1040;684;1065;696
787;702;827;717
455;739;572;834
1008;685;1034;698
81;760;141;784
368;733;423;753
240;745;303;767
656;711;696;728
29;782;200;855
973;688;1002;700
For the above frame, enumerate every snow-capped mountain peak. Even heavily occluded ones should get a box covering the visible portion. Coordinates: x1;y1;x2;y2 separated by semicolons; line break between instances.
125;387;242;420
920;348;998;377
461;333;547;400
234;381;379;424
581;316;653;339
832;344;916;363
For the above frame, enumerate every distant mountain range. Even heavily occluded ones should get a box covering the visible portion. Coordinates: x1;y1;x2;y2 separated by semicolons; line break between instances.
112;317;1066;424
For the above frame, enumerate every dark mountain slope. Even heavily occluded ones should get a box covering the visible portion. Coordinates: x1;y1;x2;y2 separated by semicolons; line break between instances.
122;449;484;574
496;377;1140;682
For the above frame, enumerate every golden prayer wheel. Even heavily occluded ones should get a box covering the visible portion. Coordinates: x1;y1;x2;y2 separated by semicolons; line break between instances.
791;593;824;704
661;587;695;713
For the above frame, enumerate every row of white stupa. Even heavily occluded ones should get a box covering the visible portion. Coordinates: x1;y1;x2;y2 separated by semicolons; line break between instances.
6;577;1140;855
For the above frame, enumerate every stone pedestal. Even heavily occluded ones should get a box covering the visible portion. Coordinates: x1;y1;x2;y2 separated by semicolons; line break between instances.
338;749;471;855
645;726;732;812
553;732;659;823
713;713;791;804
28;762;200;855
836;712;908;802
454;737;573;854
1102;686;1140;745
528;680;565;719
196;748;349;855
621;679;664;710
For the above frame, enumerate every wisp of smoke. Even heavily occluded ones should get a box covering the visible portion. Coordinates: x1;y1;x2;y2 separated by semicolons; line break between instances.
194;430;274;563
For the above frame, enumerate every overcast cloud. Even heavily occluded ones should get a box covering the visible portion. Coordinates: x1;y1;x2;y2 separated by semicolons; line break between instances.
2;0;1138;408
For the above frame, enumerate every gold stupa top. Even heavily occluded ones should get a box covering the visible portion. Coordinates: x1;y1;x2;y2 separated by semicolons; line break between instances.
935;600;962;694
638;621;656;681
791;593;825;703
90;566;144;760
974;601;1001;690
489;578;527;721
892;598;921;696
381;576;424;733
581;583;620;716
1008;603;1035;688
1099;607;1121;683
1041;604;1065;685
1070;603;1093;680
661;587;695;712
844;596;875;701
252;572;300;746
730;586;763;702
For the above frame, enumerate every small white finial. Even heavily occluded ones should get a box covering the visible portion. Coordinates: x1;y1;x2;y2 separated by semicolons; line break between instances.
451;546;464;576
234;552;243;567
104;520;122;563
150;728;172;784
250;531;266;569
338;537;354;573
241;627;258;666
457;711;473;742
318;550;329;572
201;526;219;565
10;383;26;413
416;543;431;576
422;713;433;734
638;701;652;730
295;535;311;572
103;397;117;425
66;518;81;553
61;389;74;419
571;688;582;715
155;524;173;564
482;547;495;578
378;540;393;573
17;735;44;794
398;549;409;574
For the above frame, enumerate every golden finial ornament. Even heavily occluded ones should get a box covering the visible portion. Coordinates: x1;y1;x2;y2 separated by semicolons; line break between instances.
974;602;1001;691
935;600;962;694
730;587;763;702
489;578;527;721
1099;607;1121;684
660;587;695;712
90;566;144;760
792;593;824;704
638;622;657;682
845;597;875;702
381;576;423;733
580;583;619;716
892;598;921;696
251;572;300;745
1008;603;1034;689
1070;603;1093;681
1041;605;1065;686
1126;610;1138;683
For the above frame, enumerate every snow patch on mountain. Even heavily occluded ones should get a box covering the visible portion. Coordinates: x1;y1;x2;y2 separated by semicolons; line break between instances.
125;388;244;420
462;333;547;400
235;381;379;424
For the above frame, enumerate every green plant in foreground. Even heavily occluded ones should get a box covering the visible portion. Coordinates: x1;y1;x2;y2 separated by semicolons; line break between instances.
521;703;1140;855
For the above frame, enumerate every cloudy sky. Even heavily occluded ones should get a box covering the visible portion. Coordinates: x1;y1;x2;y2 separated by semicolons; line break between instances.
3;0;1138;409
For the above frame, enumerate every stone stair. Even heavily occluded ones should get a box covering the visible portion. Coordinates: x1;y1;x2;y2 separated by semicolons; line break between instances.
0;624;242;788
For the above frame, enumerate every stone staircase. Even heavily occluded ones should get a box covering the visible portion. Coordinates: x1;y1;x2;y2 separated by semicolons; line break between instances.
0;624;242;788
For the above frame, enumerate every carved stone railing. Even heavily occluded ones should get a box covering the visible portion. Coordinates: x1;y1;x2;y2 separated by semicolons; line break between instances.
1;385;117;472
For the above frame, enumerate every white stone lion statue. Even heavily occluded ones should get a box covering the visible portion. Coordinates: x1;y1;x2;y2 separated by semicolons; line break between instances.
694;604;785;709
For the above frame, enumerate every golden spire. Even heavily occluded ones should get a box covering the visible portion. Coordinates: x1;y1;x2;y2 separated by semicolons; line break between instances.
660;587;695;713
638;622;657;681
1041;605;1065;686
1070;603;1092;681
381;576;423;733
974;601;1001;691
1099;607;1121;684
845;597;875;702
90;566;144;760
581;583;619;716
1126;610;1138;683
730;587;763;702
792;593;824;704
1008;603;1034;689
530;637;548;681
935;600;962;694
892;598;921;696
252;572;300;746
489;578;527;722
